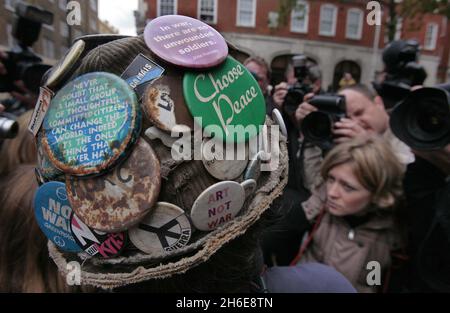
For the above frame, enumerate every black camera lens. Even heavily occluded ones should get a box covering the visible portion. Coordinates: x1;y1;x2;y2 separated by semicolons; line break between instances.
391;86;450;150
406;97;450;143
302;112;334;143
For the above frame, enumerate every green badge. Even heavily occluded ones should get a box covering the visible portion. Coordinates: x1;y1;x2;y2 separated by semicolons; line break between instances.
183;57;266;143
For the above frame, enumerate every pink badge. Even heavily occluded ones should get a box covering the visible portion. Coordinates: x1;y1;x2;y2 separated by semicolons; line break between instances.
144;15;228;69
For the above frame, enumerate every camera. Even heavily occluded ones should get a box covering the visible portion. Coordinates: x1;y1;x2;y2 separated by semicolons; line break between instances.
0;114;19;139
283;55;313;115
373;40;427;109
390;84;450;151
301;95;346;150
0;2;53;95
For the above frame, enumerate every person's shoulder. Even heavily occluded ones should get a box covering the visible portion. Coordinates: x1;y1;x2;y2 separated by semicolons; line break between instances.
263;263;357;293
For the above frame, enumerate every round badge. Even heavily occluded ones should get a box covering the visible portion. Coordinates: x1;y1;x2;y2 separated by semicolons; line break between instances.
144;15;228;68
183;57;266;143
34;182;82;252
37;131;64;181
241;179;257;198
129;202;192;256
66;138;161;233
142;71;194;132
244;151;265;181
70;213;127;258
45;39;85;89
272;108;287;138
190;181;245;231
42;72;141;176
201;138;248;180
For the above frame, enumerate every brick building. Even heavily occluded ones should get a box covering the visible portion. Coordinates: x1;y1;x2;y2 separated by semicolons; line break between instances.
1;0;102;64
137;0;450;89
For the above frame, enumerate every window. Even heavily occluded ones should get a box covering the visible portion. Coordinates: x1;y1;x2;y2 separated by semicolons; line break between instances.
346;9;363;40
236;0;256;27
60;45;68;58
394;17;403;40
89;0;97;11
319;4;337;37
424;23;439;50
59;0;66;11
5;0;15;11
157;0;177;16
198;0;217;24
90;18;98;32
60;20;69;38
290;1;309;33
6;24;13;47
43;38;55;59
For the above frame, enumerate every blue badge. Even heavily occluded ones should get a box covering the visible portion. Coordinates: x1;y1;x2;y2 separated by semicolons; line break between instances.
34;182;82;252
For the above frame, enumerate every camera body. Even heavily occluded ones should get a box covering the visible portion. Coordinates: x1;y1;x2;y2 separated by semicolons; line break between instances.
0;113;19;140
0;1;53;94
390;84;450;151
283;55;313;115
301;95;346;150
373;40;427;109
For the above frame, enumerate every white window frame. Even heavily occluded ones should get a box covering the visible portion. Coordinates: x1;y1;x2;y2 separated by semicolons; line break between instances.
236;0;256;28
345;8;363;40
290;0;309;34
319;4;337;37
5;0;15;11
89;0;97;12
59;0;66;11
157;0;178;16
424;23;439;51
197;0;218;24
60;20;69;37
6;24;14;47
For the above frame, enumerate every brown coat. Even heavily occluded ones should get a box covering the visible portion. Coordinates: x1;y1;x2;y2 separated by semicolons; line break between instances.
300;212;399;293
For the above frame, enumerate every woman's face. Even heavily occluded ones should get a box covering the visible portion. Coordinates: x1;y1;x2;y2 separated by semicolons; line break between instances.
325;163;372;217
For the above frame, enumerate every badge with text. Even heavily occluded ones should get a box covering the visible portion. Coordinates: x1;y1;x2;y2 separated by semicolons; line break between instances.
201;138;248;180
183;57;266;143
42;72;141;176
44;39;85;89
190;181;245;231
120;53;165;98
129;202;192;257
28;87;54;136
144;15;228;68
34;182;82;252
70;213;127;258
67;138;161;233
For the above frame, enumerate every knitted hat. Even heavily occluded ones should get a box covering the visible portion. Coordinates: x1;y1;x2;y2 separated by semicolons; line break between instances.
36;33;288;290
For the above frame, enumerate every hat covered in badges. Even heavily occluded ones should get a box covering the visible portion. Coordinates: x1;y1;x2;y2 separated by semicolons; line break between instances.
31;15;288;290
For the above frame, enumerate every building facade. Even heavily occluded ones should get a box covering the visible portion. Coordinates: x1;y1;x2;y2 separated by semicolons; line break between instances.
1;0;102;64
138;0;450;89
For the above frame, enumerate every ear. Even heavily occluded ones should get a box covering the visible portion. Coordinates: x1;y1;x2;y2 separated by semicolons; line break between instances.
375;193;395;209
374;96;385;108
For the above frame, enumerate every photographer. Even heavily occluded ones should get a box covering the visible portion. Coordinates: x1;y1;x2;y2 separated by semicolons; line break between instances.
387;85;450;292
0;2;53;116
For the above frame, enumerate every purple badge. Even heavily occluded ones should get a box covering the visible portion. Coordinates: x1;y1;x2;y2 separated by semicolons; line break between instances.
144;15;228;69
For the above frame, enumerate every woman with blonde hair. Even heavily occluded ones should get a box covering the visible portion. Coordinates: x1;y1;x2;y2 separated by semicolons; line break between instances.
0;165;80;292
292;136;404;293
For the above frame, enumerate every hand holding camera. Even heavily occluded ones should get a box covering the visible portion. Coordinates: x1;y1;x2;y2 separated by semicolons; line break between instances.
333;118;371;144
295;93;317;126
